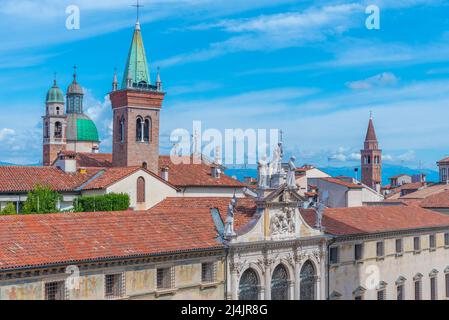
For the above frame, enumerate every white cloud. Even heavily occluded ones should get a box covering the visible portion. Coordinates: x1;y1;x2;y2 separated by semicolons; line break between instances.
346;72;399;90
157;3;363;67
0;128;15;142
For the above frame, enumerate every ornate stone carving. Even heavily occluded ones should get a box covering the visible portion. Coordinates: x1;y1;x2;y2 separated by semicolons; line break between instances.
270;207;295;236
230;261;244;275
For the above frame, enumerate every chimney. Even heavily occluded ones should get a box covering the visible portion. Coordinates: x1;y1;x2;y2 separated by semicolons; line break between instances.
161;166;169;181
211;165;221;179
55;152;77;173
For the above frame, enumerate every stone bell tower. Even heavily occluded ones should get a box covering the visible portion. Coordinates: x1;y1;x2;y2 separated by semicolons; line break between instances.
43;79;67;166
361;114;382;192
109;19;165;173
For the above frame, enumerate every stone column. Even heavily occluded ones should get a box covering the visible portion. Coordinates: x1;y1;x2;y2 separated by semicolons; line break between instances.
294;257;301;300
264;262;271;300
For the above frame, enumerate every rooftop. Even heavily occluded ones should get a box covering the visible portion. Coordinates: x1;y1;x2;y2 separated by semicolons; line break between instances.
0;197;256;270
301;206;449;236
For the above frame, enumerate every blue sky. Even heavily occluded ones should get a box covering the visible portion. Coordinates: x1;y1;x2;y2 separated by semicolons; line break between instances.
0;0;449;169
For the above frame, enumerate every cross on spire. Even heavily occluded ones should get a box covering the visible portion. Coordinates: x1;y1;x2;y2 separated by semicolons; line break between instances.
53;72;57;85
73;65;77;81
132;0;144;22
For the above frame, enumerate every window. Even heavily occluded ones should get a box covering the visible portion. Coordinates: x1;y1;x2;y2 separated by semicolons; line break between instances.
157;267;174;290
54;121;62;138
118;117;125;143
397;284;404;300
395;239;403;255
136;117;143;142
377;289;385;300
354;243;363;261
445;233;449;247
446;273;449;299
329;247;339;265
430;234;436;250
201;262;216;283
239;268;259;300
414;236;421;252
271;264;289;300
354;295;363;300
144;118;151;142
430;277;437;300
44;122;49;138
105;273;124;299
137;176;145;203
414;280;422;300
376;241;384;257
45;281;66;300
300;261;316;300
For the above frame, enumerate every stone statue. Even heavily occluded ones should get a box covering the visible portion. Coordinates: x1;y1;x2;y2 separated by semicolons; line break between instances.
315;191;328;230
286;156;297;189
224;195;237;238
270;208;295;236
269;142;283;176
257;156;269;189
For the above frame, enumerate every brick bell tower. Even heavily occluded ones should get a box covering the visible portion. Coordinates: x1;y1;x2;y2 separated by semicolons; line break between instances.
109;19;164;173
361;113;382;192
43;78;67;166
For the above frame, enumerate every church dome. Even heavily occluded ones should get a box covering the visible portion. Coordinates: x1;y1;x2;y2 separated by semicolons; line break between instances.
67;80;83;95
66;113;99;142
46;81;64;103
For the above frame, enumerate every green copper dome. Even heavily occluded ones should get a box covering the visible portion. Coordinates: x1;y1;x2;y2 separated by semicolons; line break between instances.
46;81;64;103
66;113;99;142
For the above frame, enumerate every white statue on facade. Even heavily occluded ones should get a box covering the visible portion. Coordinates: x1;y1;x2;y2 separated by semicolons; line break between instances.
286;156;297;189
315;190;328;230
224;195;237;239
269;142;283;176
257;156;269;189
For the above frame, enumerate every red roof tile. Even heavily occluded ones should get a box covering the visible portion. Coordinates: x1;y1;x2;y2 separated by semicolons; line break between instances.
318;177;363;189
74;152;113;168
158;155;245;188
301;206;449;236
0;166;101;193
420;190;449;208
0;197;256;270
437;157;449;164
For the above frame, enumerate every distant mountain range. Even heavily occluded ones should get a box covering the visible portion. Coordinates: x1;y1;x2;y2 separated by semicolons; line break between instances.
225;164;439;185
0;161;439;185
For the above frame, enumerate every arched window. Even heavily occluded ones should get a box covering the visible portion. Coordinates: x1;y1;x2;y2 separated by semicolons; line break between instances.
137;177;145;203
54;122;62;138
300;260;316;300
44;122;49;138
56;106;60;115
239;268;259;300
271;264;289;300
118;116;125;143
144;118;151;142
136;117;143;142
142;162;148;169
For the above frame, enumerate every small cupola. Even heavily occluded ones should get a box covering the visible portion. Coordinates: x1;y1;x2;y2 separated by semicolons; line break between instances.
46;79;64;104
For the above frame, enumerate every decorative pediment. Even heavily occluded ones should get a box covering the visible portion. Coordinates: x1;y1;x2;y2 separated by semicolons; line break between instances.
429;269;439;277
262;184;306;204
377;281;388;290
353;286;366;296
413;273;423;281
329;291;342;300
395;276;406;285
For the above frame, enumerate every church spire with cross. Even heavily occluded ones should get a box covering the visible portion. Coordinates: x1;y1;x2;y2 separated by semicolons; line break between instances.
121;0;150;89
109;1;166;173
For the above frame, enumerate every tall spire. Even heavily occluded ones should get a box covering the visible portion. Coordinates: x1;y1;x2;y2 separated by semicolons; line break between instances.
365;113;378;142
121;3;150;90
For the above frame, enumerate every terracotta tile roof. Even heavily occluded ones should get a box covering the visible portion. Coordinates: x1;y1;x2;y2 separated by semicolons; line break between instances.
81;167;141;190
301;206;449;236
384;182;427;199
74;152;113;168
400;183;449;199
0;197;256;270
318;177;363;189
0;166;101;193
437;156;449;164
420;190;449;208
158;155;245;188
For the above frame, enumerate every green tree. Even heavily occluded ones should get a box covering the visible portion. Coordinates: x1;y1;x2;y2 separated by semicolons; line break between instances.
1;202;16;215
73;193;130;212
22;185;62;214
